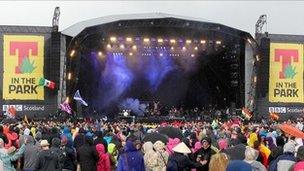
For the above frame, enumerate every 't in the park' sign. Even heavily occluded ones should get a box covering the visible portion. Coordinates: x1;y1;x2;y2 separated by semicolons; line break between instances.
269;43;304;103
3;35;44;100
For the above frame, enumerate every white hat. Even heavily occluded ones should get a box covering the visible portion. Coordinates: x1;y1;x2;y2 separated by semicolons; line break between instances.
40;140;50;147
172;142;191;154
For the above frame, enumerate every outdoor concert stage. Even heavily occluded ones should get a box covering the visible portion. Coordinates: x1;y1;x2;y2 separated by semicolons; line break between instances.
63;13;257;116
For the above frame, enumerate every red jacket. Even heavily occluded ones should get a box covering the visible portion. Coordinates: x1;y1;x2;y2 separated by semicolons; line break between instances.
96;144;111;171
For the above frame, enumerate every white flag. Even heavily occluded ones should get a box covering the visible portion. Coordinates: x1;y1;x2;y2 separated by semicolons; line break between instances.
73;90;88;106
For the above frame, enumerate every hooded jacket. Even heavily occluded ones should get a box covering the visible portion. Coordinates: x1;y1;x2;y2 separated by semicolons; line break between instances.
117;141;145;171
96;143;111;171
143;142;157;171
35;148;60;171
0;144;25;171
268;152;296;171
77;136;99;171
23;136;40;170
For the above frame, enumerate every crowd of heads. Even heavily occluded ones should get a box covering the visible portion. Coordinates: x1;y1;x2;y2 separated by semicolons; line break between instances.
0;116;302;171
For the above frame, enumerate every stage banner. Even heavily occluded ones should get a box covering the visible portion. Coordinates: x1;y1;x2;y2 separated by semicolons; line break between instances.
3;35;44;100
269;43;303;103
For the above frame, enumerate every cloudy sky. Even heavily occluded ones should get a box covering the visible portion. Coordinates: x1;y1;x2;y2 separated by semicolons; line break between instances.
0;1;303;36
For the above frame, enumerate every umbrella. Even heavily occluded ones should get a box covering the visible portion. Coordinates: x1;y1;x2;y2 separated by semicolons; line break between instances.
278;124;304;138
143;132;168;144
158;126;183;140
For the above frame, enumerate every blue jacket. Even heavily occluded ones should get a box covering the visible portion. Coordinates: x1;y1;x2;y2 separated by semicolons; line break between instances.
117;141;145;171
268;152;296;171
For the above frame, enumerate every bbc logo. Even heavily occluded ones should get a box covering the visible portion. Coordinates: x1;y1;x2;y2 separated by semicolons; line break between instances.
269;107;286;113
2;105;23;111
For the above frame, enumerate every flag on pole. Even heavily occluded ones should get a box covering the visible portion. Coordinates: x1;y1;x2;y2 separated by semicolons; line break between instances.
73;90;88;106
24;115;29;124
39;78;55;89
270;112;279;121
60;101;72;114
242;107;252;120
7;106;16;118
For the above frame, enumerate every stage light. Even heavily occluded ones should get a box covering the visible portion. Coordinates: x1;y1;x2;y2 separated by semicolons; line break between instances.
216;41;222;45
170;39;176;44
126;37;132;42
182;47;186;51
256;55;260;61
254;76;257;83
68;72;72;80
66;97;70;103
200;40;206;44
171;46;174;50
120;44;125;49
132;45;137;50
194;47;198;50
191;54;195;57
129;52;133;56
110;37;117;42
186;40;192;44
247;38;252;44
160;53;163;57
98;51;103;56
158;38;163;43
107;44;111;49
143;38;150;43
69;50;75;57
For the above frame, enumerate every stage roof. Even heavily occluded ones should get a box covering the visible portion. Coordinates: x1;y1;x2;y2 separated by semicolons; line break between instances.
0;25;52;33
62;13;226;37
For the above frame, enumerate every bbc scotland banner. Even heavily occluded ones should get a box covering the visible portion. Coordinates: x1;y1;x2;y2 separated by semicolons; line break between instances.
3;35;44;100
269;43;303;103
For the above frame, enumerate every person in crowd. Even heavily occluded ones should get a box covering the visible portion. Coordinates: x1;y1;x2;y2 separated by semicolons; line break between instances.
5;125;19;148
23;136;40;171
77;136;99;171
117;140;145;171
222;131;247;160
19;128;31;147
0;125;8;144
108;143;118;169
94;131;108;152
243;146;267;171
268;135;285;163
61;136;76;171
35;139;60;171
62;127;73;148
153;140;169;171
167;142;202;171
218;138;229;151
208;153;229;171
292;145;304;171
143;141;157;170
0;137;15;154
226;160;253;171
74;128;86;150
269;141;297;171
0;138;26;171
50;137;65;170
96;143;111;171
193;136;217;171
253;139;270;167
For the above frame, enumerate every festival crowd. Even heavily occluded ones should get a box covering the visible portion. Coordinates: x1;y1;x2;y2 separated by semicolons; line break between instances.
0;116;303;171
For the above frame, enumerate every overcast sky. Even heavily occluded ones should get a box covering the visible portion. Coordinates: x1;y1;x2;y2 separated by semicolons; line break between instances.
0;1;303;36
